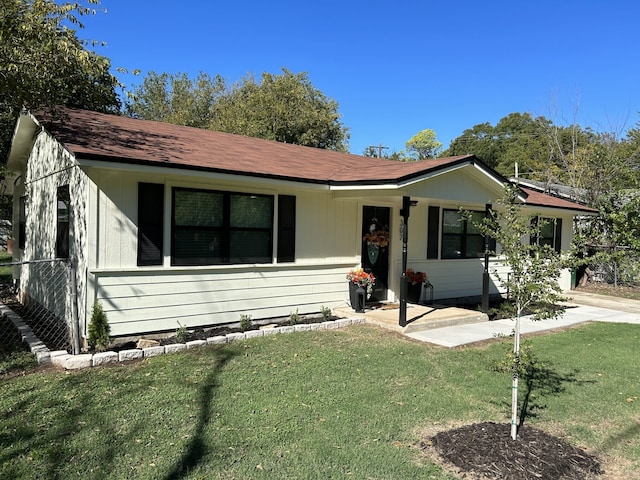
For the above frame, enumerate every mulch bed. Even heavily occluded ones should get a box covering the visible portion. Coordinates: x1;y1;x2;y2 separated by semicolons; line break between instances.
428;421;603;480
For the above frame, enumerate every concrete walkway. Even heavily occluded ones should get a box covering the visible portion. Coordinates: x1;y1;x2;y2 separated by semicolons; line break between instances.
406;291;640;347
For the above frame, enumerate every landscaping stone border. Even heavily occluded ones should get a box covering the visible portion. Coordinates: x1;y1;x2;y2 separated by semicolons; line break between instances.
1;300;366;370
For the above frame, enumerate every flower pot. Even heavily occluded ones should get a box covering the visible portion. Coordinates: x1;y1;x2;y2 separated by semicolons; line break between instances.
407;281;422;304
349;282;366;313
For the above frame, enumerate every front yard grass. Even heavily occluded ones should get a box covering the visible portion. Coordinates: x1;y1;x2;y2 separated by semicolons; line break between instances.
1;322;639;479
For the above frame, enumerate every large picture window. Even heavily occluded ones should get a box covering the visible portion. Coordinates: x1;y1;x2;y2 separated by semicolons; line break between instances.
441;209;485;259
171;187;274;266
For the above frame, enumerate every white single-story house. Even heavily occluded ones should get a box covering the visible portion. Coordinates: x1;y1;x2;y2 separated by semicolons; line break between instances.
6;108;596;340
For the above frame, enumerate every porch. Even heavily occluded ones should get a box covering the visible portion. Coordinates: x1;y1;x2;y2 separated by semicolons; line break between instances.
334;302;489;335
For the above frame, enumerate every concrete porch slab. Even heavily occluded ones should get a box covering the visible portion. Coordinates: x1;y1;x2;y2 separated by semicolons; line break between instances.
334;303;488;334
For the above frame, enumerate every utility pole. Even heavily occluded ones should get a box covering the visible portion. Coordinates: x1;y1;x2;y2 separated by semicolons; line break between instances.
368;144;388;158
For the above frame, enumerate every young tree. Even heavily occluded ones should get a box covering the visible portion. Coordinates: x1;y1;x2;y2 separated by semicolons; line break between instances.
474;183;566;440
0;0;121;160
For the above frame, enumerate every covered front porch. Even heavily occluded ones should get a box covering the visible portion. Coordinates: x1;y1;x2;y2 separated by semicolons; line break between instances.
334;301;489;335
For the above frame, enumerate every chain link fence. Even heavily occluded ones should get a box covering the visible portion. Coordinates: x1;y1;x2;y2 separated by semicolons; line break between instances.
582;246;640;288
0;259;77;353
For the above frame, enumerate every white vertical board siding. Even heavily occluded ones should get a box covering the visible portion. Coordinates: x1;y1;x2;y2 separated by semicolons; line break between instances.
91;170;139;268
20;132;89;333
295;192;359;263
89;264;353;336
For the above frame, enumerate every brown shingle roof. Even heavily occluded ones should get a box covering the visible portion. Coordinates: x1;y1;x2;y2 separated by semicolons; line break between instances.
520;187;597;213
38;108;596;214
43;108;476;185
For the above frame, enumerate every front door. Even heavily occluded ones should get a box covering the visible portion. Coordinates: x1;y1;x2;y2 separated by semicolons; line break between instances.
361;206;390;302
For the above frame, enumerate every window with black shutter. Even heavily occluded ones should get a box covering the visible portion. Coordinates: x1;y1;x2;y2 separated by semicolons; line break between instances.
138;183;165;266
277;195;296;263
427;206;440;259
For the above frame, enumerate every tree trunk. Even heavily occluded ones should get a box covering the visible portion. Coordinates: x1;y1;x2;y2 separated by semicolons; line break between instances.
511;312;522;440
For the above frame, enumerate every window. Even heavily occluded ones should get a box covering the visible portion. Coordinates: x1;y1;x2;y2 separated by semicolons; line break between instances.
56;186;70;258
441;209;485;259
18;196;26;250
533;217;562;253
277;195;296;262
171;187;274;266
138;183;165;266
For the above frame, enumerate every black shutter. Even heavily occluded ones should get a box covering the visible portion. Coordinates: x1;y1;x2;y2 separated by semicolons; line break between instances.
427;206;440;259
277;195;296;263
138;183;164;266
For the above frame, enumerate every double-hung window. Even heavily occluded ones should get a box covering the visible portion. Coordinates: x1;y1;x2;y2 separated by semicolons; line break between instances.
441;209;485;259
171;187;274;266
533;217;562;253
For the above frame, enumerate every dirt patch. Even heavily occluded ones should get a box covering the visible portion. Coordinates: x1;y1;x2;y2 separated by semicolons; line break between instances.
423;421;603;480
575;283;640;301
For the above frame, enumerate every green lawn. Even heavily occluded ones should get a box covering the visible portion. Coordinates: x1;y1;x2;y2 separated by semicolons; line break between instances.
1;322;639;479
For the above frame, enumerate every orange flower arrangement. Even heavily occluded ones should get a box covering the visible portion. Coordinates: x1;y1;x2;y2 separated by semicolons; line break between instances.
406;268;427;284
362;225;389;248
346;268;376;295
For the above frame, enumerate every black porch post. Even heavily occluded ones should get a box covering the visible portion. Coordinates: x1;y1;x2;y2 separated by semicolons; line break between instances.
399;196;410;327
481;203;492;313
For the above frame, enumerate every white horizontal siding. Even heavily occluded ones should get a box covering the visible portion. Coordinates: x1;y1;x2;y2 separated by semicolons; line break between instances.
89;263;355;336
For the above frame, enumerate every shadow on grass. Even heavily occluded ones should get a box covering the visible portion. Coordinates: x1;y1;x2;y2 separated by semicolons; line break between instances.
517;362;594;429
163;347;237;480
0;345;240;479
595;421;640;456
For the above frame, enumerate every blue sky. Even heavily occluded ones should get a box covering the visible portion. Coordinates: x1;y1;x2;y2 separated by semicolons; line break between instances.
82;0;640;155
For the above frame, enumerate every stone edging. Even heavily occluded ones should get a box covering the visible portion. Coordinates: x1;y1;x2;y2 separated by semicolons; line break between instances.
2;301;366;370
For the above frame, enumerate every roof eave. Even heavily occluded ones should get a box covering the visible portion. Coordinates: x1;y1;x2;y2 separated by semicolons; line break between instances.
6;111;40;172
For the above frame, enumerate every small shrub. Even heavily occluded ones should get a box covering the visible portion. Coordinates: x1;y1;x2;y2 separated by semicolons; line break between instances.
488;300;516;320
175;322;189;343
88;302;110;351
240;314;252;331
321;306;332;321
289;308;300;325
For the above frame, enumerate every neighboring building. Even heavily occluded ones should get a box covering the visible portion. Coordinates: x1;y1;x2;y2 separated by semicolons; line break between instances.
7;108;596;339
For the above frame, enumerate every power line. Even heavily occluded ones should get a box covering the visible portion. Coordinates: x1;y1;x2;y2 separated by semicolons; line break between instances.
367;143;389;158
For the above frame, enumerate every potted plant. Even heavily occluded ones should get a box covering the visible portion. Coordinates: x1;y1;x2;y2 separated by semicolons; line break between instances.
406;268;428;304
346;268;375;312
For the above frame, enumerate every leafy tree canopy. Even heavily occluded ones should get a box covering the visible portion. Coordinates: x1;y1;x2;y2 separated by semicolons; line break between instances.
443;112;639;202
405;128;442;160
210;69;349;151
126;71;225;128
1;0;121;161
128;68;350;152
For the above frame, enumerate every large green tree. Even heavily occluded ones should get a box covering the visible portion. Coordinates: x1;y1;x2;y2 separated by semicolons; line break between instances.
0;0;121;161
209;69;349;151
128;68;349;151
443;113;551;178
126;71;225;128
405;128;442;160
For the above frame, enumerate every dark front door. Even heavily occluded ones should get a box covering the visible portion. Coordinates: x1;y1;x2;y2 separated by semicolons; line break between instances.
361;206;390;302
